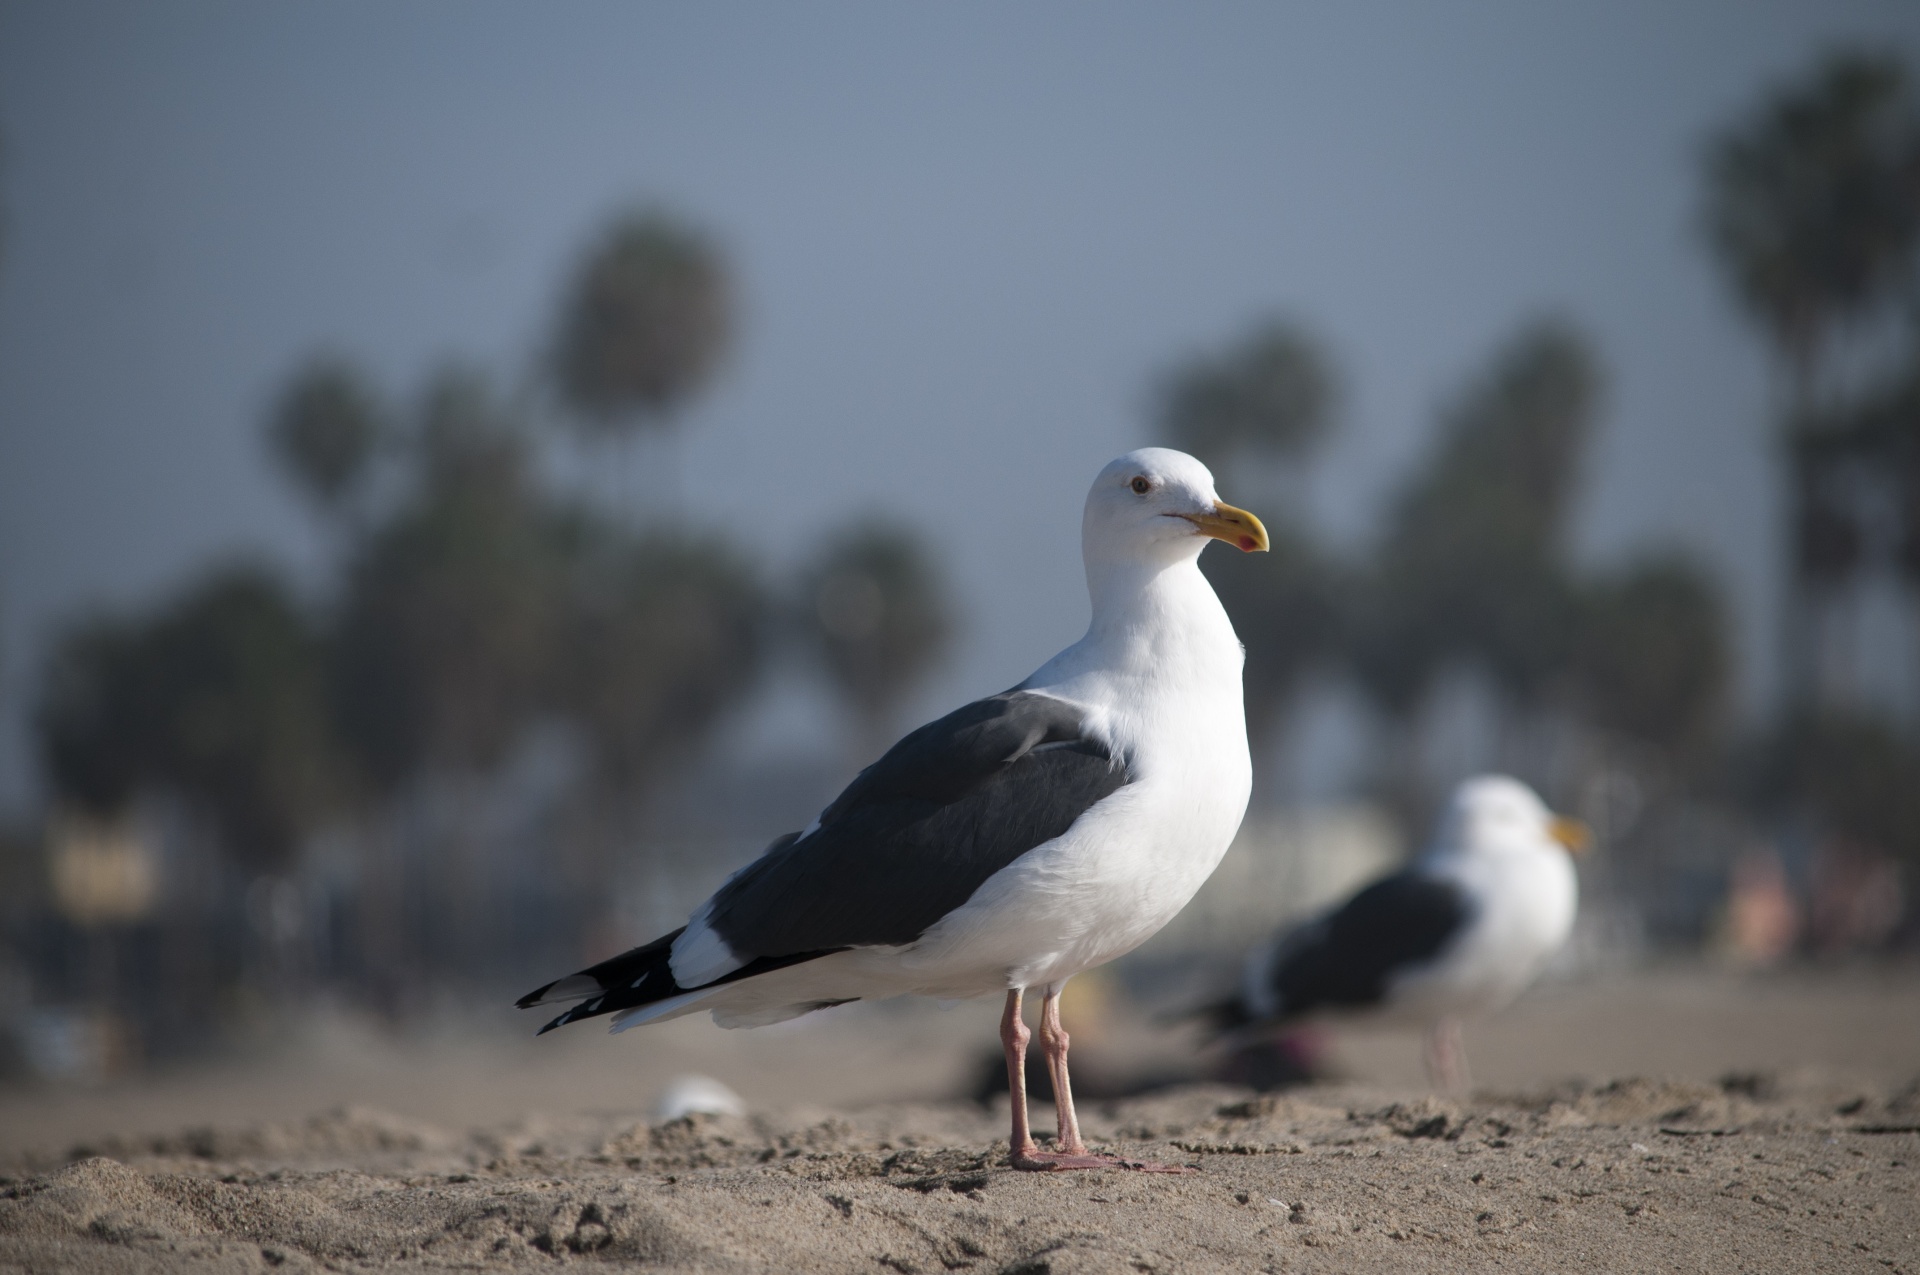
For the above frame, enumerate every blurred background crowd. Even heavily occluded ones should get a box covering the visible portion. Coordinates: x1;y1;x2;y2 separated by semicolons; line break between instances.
0;5;1917;1087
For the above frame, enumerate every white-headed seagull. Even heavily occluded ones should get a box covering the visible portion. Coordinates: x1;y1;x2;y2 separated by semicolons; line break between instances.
520;448;1267;1171
1210;775;1586;1093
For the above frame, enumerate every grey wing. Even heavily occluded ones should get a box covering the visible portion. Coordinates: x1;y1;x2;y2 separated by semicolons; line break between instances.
706;690;1132;957
518;689;1131;1034
1257;870;1473;1019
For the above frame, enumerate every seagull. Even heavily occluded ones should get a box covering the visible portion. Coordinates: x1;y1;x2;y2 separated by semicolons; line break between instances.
519;448;1267;1171
1207;775;1585;1093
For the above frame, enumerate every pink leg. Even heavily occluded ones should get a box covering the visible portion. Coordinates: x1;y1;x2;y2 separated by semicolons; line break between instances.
1003;988;1102;1170
1424;1016;1470;1095
1037;986;1088;1153
1001;989;1043;1167
1006;986;1194;1174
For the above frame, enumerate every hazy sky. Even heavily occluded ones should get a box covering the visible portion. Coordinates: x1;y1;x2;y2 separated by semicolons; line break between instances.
2;1;1917;813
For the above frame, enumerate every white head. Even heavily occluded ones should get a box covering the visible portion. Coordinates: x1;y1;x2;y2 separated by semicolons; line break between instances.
1082;448;1268;579
1434;775;1589;861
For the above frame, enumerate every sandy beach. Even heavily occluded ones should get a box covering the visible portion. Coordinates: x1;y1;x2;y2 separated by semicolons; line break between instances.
2;965;1916;1273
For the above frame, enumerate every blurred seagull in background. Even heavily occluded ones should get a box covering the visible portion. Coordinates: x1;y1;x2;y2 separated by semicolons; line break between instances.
1207;775;1586;1093
520;448;1267;1172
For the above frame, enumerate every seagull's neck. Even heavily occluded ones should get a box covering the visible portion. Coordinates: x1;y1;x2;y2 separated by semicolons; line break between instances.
1087;554;1214;645
1028;551;1242;700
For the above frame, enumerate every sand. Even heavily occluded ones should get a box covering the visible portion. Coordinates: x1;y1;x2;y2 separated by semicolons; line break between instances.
3;1077;1917;1273
2;965;1917;1273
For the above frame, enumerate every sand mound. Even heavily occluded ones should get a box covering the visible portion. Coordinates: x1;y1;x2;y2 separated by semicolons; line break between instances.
3;1076;1915;1273
62;1106;458;1169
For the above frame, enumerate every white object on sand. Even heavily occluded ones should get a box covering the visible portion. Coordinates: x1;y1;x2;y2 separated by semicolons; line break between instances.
654;1074;747;1122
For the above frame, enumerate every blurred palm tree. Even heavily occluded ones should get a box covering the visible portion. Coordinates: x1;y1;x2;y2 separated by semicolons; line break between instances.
343;364;771;798
138;570;340;875
1158;317;1336;485
305;360;775;978
37;617;155;823
561;527;767;797
1365;318;1597;697
1826;357;1920;709
1703;50;1920;711
323;367;588;981
1704;53;1920;397
1353;319;1598;807
266;356;388;533
34;566;340;1020
550;209;732;512
799;521;954;760
36;566;339;875
330;366;562;792
1574;555;1733;771
1777;341;1920;737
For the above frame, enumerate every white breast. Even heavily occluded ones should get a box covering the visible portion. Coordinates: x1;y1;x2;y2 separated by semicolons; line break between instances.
885;558;1253;996
1390;848;1578;1020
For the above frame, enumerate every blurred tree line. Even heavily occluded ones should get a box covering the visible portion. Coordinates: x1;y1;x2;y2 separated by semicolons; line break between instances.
1704;50;1920;889
21;210;953;1054
1163;316;1730;822
1173;46;1920;951
11;46;1920;1073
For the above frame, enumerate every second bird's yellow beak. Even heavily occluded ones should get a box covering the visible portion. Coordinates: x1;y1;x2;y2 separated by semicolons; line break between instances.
1182;502;1270;554
1550;816;1592;857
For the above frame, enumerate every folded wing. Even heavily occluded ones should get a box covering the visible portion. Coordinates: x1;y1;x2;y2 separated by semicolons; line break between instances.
518;690;1132;1033
1245;871;1472;1024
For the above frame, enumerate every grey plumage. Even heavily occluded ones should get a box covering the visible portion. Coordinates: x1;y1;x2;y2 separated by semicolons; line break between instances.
518;689;1131;1030
1223;872;1473;1030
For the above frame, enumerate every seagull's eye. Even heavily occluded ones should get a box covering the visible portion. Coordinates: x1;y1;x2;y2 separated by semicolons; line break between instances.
1130;477;1151;495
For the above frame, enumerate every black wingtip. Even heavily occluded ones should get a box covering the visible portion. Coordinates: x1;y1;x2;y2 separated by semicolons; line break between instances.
537;1004;578;1035
514;981;554;1011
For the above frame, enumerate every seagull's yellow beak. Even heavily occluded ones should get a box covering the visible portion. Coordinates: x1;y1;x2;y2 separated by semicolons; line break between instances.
1182;501;1269;554
1550;816;1592;857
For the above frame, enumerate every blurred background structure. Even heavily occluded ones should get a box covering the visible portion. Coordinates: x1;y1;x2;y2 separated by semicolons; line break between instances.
0;4;1917;1090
